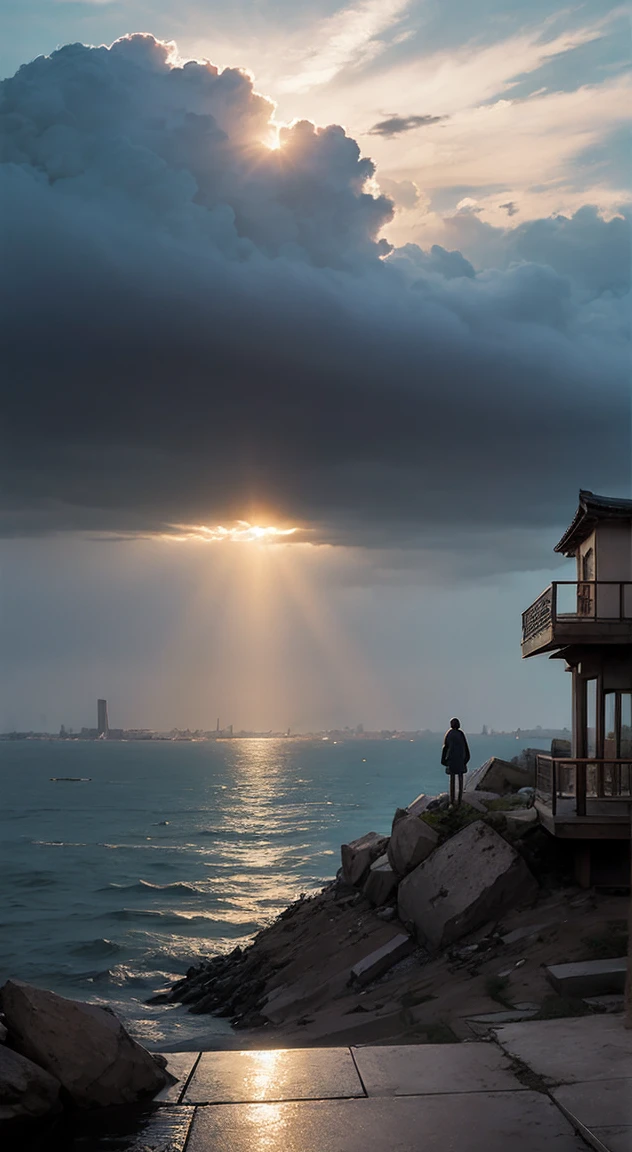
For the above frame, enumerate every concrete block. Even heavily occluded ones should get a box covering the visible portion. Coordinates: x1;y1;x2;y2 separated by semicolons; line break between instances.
350;933;414;986
501;922;550;946
388;814;438;877
341;832;389;887
465;758;534;795
397;820;538;950
406;793;432;818
467;1009;540;1027
546;958;627;998
363;854;398;906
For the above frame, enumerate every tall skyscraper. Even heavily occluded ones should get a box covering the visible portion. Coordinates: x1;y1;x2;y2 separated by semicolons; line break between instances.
97;699;109;737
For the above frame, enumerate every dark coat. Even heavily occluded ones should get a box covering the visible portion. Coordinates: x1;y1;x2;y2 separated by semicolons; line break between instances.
441;728;470;775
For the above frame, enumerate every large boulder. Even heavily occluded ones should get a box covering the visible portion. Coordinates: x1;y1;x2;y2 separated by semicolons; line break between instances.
363;853;398;906
465;757;534;794
341;832;388;887
0;1045;61;1122
388;815;438;877
0;981;171;1109
397;820;538;950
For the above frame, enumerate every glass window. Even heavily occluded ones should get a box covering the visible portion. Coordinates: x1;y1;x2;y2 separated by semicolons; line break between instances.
586;679;597;758
620;693;632;759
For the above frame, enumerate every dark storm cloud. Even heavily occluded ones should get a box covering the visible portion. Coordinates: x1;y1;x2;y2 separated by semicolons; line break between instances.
368;113;445;137
0;35;629;566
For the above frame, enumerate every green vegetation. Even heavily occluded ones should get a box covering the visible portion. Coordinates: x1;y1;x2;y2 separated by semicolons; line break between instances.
421;806;482;842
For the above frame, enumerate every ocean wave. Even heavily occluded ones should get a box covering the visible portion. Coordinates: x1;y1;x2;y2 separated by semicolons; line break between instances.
70;938;122;958
99;880;200;895
105;908;223;926
32;840;87;847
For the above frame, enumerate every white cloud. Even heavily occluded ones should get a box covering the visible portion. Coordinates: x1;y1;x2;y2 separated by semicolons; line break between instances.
276;0;412;93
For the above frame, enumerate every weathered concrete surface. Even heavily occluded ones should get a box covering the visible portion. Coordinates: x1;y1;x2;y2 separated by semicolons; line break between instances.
0;1044;61;1122
546;958;627;998
353;1041;522;1096
397;821;538;950
341;833;389;887
184;1047;364;1104
387;815;438;877
0;979;171;1108
363;854;398;906
494;1014;632;1085
465;758;534;794
350;933;414;986
187;1089;587;1152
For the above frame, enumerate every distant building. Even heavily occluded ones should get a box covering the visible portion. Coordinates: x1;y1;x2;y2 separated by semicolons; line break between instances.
97;699;109;738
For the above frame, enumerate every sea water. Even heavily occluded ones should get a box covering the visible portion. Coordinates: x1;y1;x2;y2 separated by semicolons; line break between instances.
0;735;547;1046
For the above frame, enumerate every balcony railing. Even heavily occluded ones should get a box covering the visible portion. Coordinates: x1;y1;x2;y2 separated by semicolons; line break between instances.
536;754;632;817
522;581;632;646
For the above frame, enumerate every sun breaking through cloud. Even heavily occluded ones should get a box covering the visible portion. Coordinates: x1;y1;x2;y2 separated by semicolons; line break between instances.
167;522;301;544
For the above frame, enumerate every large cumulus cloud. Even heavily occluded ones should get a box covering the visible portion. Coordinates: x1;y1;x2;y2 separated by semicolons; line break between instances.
0;34;629;567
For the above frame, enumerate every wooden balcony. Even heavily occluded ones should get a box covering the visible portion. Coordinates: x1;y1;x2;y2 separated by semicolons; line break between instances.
521;581;632;657
535;754;632;839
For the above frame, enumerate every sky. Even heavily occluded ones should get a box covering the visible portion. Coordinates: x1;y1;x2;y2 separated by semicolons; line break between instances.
0;2;630;733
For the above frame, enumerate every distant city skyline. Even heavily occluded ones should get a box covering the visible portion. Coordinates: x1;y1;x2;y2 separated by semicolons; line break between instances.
2;697;570;741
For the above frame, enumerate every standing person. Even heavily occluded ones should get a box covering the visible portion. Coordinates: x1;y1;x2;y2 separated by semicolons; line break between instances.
441;718;470;808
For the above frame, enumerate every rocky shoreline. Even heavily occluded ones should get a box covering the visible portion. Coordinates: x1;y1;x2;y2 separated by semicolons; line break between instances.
157;751;628;1048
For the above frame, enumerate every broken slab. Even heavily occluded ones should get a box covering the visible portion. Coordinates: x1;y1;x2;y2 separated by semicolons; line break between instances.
388;814;438;877
494;1014;632;1085
350;933;414;986
0;1044;62;1122
341;832;389;887
465;758;534;795
467;1009;540;1029
363;854;398;907
501;922;550;946
0;979;171;1109
397;820;538;950
405;793;432;818
546;958;627;998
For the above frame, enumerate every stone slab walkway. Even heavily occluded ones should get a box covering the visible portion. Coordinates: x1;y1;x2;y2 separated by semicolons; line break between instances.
147;1041;588;1151
47;1022;629;1150
494;1014;632;1152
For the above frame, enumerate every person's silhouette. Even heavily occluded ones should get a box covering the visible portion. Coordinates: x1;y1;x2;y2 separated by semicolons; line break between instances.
440;717;470;807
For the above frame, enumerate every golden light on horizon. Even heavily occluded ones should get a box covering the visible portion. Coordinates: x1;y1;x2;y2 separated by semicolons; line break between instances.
166;520;300;544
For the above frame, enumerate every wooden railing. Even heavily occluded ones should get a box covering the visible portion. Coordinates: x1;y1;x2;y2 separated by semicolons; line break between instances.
522;581;632;645
536;754;632;817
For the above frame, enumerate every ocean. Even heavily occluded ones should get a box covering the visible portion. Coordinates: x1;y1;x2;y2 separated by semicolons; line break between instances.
0;735;547;1047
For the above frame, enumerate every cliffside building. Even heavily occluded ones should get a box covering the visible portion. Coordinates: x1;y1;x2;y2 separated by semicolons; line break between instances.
521;491;632;880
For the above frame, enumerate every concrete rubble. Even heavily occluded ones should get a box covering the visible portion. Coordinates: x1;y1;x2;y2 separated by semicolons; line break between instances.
341;832;389;886
363;853;398;906
397;821;538;950
546;958;627;998
0;979;172;1109
387;813;439;877
465;757;535;794
350;934;415;986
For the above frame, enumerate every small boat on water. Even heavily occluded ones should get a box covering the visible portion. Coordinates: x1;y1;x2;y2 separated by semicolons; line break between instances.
50;777;92;782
